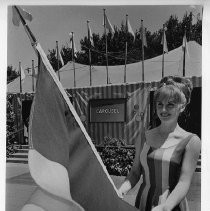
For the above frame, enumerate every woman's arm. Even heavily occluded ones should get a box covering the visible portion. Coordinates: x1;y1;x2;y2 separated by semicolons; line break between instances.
152;135;201;211
118;133;143;197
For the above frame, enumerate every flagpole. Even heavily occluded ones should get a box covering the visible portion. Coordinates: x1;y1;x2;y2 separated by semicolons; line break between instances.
13;6;38;145
162;24;165;78
183;30;186;77
19;61;22;94
56;41;61;81
141;20;145;82
87;20;92;86
71;32;76;87
19;61;24;144
14;6;37;47
103;9;109;85
124;15;128;83
32;60;35;92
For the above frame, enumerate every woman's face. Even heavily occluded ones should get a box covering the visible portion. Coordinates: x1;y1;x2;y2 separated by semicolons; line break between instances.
156;98;182;123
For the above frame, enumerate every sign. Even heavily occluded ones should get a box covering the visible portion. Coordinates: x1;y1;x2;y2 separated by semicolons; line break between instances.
89;98;126;123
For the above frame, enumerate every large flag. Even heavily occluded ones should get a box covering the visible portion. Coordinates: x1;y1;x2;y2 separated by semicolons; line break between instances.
12;6;33;26
139;26;147;47
103;13;114;34
161;28;168;53
87;21;94;47
126;17;135;39
22;42;138;211
69;33;77;58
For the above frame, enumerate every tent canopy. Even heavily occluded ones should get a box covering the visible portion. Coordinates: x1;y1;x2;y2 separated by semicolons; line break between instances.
7;41;201;93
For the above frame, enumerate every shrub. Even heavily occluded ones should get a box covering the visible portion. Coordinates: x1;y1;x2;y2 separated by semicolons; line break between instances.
95;136;135;176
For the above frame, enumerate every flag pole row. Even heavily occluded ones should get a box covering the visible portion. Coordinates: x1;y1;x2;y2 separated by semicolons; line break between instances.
15;6;188;89
53;10;170;85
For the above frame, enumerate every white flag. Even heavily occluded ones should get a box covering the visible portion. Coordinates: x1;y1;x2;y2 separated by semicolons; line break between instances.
182;32;190;57
20;65;25;80
140;27;147;47
103;14;114;34
56;47;64;66
161;29;168;53
69;33;77;58
126;18;135;39
87;21;94;47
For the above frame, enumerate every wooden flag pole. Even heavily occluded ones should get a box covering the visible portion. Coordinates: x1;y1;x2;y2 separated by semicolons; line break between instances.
103;9;109;84
71;32;76;87
19;61;24;144
162;24;165;78
19;61;22;94
14;6;37;46
183;30;186;77
124;14;128;83
56;41;61;81
32;60;35;92
87;20;92;86
141;20;145;82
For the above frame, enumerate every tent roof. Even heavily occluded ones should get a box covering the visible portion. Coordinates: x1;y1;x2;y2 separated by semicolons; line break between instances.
7;41;201;93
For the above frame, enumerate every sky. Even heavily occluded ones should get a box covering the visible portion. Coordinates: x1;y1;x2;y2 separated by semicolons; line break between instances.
6;4;203;72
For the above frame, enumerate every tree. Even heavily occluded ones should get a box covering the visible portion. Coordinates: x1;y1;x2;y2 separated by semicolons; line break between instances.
46;12;202;67
7;65;18;84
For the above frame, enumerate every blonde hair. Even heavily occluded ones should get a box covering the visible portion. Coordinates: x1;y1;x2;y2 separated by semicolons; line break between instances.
154;76;193;105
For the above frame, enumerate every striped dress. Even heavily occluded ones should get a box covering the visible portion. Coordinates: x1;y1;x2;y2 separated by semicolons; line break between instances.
135;134;195;211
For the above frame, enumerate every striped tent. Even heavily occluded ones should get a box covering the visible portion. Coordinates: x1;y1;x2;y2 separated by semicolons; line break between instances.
7;40;201;145
7;41;201;93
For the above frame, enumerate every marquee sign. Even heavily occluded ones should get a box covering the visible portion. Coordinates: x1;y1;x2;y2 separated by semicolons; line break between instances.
89;98;126;123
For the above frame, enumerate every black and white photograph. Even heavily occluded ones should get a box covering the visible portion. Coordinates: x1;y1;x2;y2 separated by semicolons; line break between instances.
1;1;210;211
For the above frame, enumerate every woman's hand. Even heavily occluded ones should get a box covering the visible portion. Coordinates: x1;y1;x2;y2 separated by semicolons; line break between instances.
151;204;171;211
118;180;132;198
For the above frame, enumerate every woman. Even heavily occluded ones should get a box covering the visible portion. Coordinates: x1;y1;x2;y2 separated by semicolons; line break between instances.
118;76;201;211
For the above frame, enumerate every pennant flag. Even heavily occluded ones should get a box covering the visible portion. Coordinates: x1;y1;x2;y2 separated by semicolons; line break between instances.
140;27;147;47
12;6;33;26
161;28;168;53
87;21;94;47
69;33;77;58
182;32;190;57
20;65;25;81
22;42;138;211
56;46;64;66
126;18;135;39
103;14;114;34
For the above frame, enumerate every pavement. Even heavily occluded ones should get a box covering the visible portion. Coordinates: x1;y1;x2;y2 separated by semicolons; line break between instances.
5;163;201;211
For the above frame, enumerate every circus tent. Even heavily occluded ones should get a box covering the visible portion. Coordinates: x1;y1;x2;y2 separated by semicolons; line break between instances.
7;41;201;93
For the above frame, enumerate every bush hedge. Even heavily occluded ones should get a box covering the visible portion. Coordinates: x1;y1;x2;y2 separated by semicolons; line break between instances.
95;136;135;176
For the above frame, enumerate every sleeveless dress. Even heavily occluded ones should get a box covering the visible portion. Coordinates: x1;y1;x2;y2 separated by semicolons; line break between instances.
135;134;195;211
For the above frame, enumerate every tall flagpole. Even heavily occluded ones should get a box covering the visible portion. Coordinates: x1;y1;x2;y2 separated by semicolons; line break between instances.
141;20;145;82
87;20;92;86
19;61;22;94
56;41;61;81
13;5;37;145
183;30;186;77
103;9;109;85
32;60;35;92
14;6;37;47
71;32;76;87
124;14;128;83
19;61;24;144
162;24;165;78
